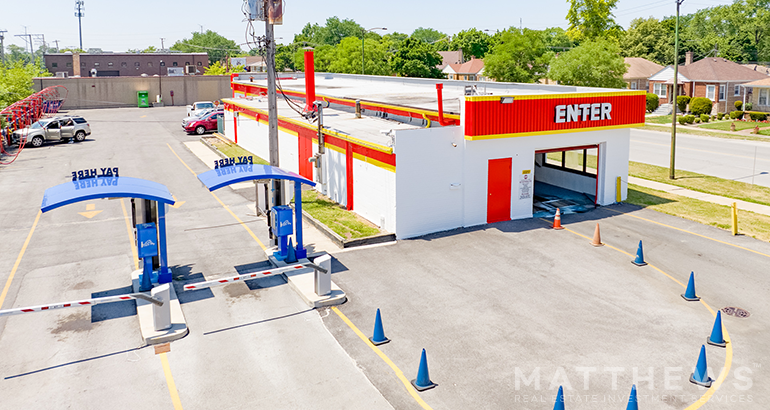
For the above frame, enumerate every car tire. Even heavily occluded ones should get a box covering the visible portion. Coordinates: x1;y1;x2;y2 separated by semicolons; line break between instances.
74;131;86;142
30;136;44;148
195;126;206;135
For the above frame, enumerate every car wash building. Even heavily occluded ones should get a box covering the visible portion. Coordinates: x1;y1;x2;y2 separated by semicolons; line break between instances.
223;62;645;239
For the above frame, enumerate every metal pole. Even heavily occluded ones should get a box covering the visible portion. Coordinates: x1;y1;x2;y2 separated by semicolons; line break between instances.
669;0;683;180
266;7;282;222
77;2;83;50
361;31;365;75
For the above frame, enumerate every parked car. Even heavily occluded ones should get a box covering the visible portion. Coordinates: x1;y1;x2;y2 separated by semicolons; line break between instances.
11;115;91;147
181;107;223;128
184;111;223;135
186;101;215;117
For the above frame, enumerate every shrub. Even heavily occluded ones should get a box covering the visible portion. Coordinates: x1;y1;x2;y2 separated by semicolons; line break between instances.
745;102;753;111
749;112;768;121
676;95;691;113
694;118;701;123
735;100;743;110
646;93;659;113
717;112;725;120
686;115;696;124
730;110;744;119
678;116;687;125
700;114;710;123
690;97;713;116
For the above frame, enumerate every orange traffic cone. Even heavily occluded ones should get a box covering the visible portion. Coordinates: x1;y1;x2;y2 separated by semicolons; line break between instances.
591;223;604;247
553;209;564;230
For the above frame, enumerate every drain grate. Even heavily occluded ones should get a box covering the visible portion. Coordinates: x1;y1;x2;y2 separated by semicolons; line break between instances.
721;306;751;318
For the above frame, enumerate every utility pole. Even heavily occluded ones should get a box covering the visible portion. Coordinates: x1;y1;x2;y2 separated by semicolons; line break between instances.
265;1;282;219
53;40;60;51
199;24;204;35
669;0;684;180
0;30;6;63
74;1;85;50
160;37;165;50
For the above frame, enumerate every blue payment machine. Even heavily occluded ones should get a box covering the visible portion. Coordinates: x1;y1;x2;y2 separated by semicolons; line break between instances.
271;206;293;261
137;223;159;291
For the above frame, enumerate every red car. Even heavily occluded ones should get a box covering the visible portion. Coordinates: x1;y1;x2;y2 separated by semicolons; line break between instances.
184;111;223;135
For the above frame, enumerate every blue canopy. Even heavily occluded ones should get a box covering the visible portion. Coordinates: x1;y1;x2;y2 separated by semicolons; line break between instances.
197;164;315;191
41;176;175;213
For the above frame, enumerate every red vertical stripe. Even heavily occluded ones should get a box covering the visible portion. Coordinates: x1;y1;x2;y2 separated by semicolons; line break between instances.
346;142;354;210
233;114;238;143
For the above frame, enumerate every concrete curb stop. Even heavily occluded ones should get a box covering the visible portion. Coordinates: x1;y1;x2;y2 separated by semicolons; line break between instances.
131;270;189;345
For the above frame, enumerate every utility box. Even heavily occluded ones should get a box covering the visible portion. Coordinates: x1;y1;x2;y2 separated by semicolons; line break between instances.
271;206;293;237
137;91;150;108
136;223;159;258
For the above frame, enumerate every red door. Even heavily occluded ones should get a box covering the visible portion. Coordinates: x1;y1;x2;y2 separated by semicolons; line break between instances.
487;158;512;223
297;129;314;180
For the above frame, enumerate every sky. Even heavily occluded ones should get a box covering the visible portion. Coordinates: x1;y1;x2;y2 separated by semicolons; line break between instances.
2;0;737;53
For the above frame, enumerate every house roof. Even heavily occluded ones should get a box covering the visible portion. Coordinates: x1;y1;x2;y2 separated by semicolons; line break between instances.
624;57;663;80
442;64;461;74
742;64;770;76
742;77;770;87
678;58;769;82
454;58;485;75
438;51;464;68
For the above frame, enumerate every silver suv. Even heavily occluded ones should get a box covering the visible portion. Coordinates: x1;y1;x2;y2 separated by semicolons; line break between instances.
12;116;92;147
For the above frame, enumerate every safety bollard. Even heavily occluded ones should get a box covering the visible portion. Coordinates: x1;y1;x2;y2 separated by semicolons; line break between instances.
616;176;622;203
731;202;738;236
314;254;332;297
151;283;171;331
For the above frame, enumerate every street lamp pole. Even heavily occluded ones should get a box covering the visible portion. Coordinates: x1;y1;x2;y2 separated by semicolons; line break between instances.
670;0;684;180
362;27;386;75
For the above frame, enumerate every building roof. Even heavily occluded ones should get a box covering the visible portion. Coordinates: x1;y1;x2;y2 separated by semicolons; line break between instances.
742;77;770;87
742;64;770;76
437;50;464;68
454;58;484;75
623;57;663;80
678;57;769;82
442;64;462;74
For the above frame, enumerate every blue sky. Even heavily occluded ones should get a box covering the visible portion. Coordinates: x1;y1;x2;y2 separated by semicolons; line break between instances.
3;0;735;52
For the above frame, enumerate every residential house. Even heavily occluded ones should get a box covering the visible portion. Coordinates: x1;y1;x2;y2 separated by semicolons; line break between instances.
442;58;487;81
437;50;464;70
741;77;770;113
742;64;770;76
648;51;769;113
623;57;662;91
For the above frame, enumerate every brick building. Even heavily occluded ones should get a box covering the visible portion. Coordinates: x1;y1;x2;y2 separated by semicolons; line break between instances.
44;52;209;77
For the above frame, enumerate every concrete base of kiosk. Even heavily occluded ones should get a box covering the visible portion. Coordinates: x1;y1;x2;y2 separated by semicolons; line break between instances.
131;270;189;344
267;250;347;308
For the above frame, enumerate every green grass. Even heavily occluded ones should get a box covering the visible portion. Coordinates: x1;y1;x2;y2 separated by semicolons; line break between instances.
645;115;674;124
626;184;770;242
300;190;380;240
698;121;763;131
209;138;269;165
628;161;770;207
639;125;770;142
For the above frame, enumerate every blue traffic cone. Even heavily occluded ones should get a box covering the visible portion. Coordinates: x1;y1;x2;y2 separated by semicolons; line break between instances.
285;237;298;263
369;308;390;346
681;272;701;301
689;345;713;387
553;385;565;410
632;240;647;266
411;349;437;391
707;311;726;347
626;384;638;410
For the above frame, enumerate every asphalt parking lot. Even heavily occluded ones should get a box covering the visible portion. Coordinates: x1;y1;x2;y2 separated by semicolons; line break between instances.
1;106;768;409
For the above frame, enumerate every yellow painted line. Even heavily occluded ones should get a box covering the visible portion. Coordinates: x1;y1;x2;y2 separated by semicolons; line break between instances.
166;143;266;251
331;306;433;410
546;219;732;409
0;211;41;309
120;199;139;270
606;208;770;259
159;352;184;410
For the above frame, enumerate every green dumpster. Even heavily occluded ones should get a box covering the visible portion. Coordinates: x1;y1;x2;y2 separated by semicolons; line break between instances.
137;91;150;108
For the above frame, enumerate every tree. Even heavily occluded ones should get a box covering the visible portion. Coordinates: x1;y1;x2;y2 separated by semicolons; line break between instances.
390;37;443;78
170;30;240;65
203;61;244;75
566;0;621;42
621;18;669;65
329;37;389;75
548;39;627;88
6;45;30;64
450;28;492;60
541;27;574;51
484;29;552;83
411;27;447;44
294;44;336;72
295;17;364;46
0;60;51;109
382;32;409;52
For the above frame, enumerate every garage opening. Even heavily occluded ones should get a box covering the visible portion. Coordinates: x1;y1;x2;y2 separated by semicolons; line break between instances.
533;144;599;218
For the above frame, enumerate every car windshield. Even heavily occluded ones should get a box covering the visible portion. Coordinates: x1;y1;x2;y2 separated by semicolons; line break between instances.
197;103;214;109
30;121;46;129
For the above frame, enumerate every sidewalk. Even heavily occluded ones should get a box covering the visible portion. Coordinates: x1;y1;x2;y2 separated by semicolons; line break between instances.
629;176;770;216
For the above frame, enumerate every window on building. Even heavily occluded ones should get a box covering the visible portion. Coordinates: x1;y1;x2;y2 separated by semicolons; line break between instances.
630;81;637;90
719;85;725;101
94;62;100;67
542;147;598;177
52;62;58;68
108;62;114;67
734;85;741;96
121;62;127;67
706;85;716;100
759;88;769;106
197;61;202;66
66;62;72;67
653;83;667;98
135;62;140;66
172;62;178;67
185;62;190;66
160;61;166;67
148;62;153;67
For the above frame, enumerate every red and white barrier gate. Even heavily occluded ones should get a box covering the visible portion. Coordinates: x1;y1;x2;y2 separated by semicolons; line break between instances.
182;263;323;291
0;293;163;317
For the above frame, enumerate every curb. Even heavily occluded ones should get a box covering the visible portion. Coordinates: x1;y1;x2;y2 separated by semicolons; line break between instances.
199;136;228;159
299;208;396;249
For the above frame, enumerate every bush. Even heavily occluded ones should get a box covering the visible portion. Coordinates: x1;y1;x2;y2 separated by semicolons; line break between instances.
717;112;725;120
686;115;696;124
730;110;744;119
745;102;753;111
735;100;743;110
690;97;713;116
694;118;701;123
678;116;687;125
676;95;691;113
700;114;710;123
646;93;659;113
749;112;768;121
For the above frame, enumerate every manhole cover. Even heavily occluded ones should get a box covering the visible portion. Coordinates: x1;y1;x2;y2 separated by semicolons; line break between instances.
721;307;751;318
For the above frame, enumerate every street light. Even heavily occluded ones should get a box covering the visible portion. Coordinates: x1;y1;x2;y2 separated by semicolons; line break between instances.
670;0;685;180
362;27;387;75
